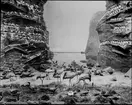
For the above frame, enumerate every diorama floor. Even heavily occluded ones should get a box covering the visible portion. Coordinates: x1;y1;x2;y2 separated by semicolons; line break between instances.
0;71;131;104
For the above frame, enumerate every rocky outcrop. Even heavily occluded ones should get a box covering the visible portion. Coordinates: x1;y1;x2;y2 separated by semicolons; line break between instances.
85;11;105;63
96;0;132;72
1;0;51;72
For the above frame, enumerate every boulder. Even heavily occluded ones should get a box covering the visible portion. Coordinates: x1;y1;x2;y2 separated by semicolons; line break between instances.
40;94;50;101
104;67;114;75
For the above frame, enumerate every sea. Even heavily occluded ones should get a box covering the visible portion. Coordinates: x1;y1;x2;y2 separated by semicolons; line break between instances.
53;52;86;65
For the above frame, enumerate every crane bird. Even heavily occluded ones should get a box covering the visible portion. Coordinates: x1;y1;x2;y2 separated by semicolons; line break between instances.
77;71;92;88
45;68;55;80
36;73;48;85
53;68;64;82
64;67;72;72
75;67;84;81
53;70;61;83
20;72;34;78
63;71;77;87
76;70;83;81
52;62;65;77
21;82;37;93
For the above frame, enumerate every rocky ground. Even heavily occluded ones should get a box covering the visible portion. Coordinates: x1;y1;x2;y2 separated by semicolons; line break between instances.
0;66;131;104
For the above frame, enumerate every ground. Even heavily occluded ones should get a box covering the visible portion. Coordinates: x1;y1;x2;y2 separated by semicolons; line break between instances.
1;71;131;87
0;70;131;104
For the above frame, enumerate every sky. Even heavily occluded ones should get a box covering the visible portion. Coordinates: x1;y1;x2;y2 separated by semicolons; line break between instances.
43;1;106;52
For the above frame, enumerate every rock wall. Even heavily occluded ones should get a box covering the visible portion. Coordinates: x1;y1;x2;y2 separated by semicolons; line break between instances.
1;0;51;71
85;11;105;63
96;0;132;72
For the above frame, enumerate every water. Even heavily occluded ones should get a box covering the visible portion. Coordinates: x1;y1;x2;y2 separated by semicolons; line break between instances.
53;53;86;65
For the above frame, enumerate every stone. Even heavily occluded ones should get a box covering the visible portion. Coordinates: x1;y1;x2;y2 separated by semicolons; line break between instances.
96;0;132;72
104;67;114;75
40;94;50;101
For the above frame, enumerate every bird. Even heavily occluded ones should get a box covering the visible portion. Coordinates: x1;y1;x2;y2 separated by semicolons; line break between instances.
53;64;64;76
45;68;54;80
77;71;92;88
63;71;77;87
20;72;34;78
36;73;48;85
56;66;65;74
64;67;72;72
36;74;48;79
53;61;58;67
55;67;64;74
21;82;31;88
53;69;62;83
64;65;76;73
75;68;84;81
21;82;37;93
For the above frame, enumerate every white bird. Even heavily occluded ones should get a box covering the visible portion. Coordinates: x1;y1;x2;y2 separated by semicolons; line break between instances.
75;68;84;81
36;73;48;85
45;68;54;80
53;70;61;83
53;66;64;81
63;71;77;87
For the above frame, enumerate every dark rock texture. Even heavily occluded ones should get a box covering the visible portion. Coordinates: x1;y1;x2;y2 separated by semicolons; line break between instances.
96;0;132;72
85;11;105;62
0;0;51;72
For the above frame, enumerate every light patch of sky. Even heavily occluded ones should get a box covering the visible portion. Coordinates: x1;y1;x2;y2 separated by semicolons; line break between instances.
44;1;106;52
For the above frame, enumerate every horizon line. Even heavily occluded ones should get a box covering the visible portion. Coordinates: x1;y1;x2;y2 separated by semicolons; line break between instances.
53;52;85;53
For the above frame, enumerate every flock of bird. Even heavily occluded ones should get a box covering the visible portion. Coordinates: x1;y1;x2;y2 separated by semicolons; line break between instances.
35;61;95;87
0;61;122;104
0;60;104;88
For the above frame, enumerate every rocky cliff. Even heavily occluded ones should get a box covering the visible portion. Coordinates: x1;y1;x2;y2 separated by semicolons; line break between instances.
0;0;51;72
85;11;105;63
96;0;132;72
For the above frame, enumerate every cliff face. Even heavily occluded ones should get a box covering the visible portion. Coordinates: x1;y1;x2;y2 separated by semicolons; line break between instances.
1;0;50;71
96;0;132;72
85;11;105;63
